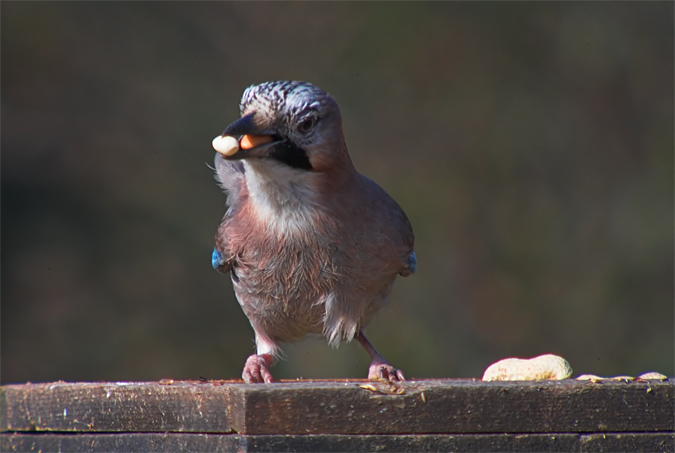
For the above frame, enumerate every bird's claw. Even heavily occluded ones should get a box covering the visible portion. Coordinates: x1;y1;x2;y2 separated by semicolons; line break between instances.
242;354;274;383
368;361;406;382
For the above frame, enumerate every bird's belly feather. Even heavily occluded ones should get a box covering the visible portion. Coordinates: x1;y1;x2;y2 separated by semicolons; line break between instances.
230;232;393;344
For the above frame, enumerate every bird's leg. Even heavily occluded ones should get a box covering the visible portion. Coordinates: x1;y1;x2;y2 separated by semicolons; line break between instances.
356;331;405;382
242;353;274;383
242;324;280;383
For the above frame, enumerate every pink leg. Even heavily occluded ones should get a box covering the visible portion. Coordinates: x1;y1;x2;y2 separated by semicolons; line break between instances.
356;331;405;382
242;353;274;383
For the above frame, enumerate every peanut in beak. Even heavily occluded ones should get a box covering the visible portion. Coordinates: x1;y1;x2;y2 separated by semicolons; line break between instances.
212;134;274;157
212;135;239;156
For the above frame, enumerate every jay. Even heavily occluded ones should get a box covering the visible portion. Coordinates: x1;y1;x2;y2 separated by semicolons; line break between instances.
211;81;415;383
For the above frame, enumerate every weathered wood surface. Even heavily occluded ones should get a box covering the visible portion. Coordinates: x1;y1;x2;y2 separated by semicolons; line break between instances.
1;379;673;452
231;378;673;435
1;380;235;433
2;379;672;434
3;433;674;453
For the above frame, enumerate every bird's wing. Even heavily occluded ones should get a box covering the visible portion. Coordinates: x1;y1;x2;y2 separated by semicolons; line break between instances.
212;154;246;274
360;175;416;277
393;203;416;276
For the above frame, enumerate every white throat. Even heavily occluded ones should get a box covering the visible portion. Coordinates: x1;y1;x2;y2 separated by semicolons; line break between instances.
244;160;320;233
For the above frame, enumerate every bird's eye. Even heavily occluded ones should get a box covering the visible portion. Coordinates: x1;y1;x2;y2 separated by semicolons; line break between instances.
297;117;316;134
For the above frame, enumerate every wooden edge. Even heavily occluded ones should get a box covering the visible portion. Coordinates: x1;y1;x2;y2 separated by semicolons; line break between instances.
1;379;673;435
234;378;675;434
2;432;674;453
1;381;235;433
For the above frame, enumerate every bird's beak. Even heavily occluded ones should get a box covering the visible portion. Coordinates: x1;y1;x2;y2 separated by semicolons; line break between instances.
213;113;281;160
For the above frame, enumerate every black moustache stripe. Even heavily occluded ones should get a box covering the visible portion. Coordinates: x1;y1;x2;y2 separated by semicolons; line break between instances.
268;141;313;170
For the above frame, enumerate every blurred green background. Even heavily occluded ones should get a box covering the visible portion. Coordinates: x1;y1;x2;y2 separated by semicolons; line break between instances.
2;2;673;384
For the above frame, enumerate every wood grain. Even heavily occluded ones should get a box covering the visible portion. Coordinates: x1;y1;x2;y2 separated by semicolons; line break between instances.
2;433;673;453
1;379;672;452
1;381;235;433
231;378;673;434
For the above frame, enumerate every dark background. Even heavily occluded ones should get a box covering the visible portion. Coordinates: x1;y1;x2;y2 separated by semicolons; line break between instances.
3;2;673;384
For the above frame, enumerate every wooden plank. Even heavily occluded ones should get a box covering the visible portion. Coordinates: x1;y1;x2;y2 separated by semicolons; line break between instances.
233;379;674;435
579;432;675;452
242;433;584;452
0;381;235;433
0;433;243;452
2;433;673;452
2;379;673;435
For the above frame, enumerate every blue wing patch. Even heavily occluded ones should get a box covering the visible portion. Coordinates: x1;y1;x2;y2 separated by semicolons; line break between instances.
399;251;417;277
407;251;417;274
212;248;225;270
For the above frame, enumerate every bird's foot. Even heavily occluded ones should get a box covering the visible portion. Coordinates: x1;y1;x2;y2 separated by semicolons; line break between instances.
242;353;274;383
368;360;405;382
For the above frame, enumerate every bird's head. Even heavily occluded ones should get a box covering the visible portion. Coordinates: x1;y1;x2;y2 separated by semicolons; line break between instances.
215;81;352;173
